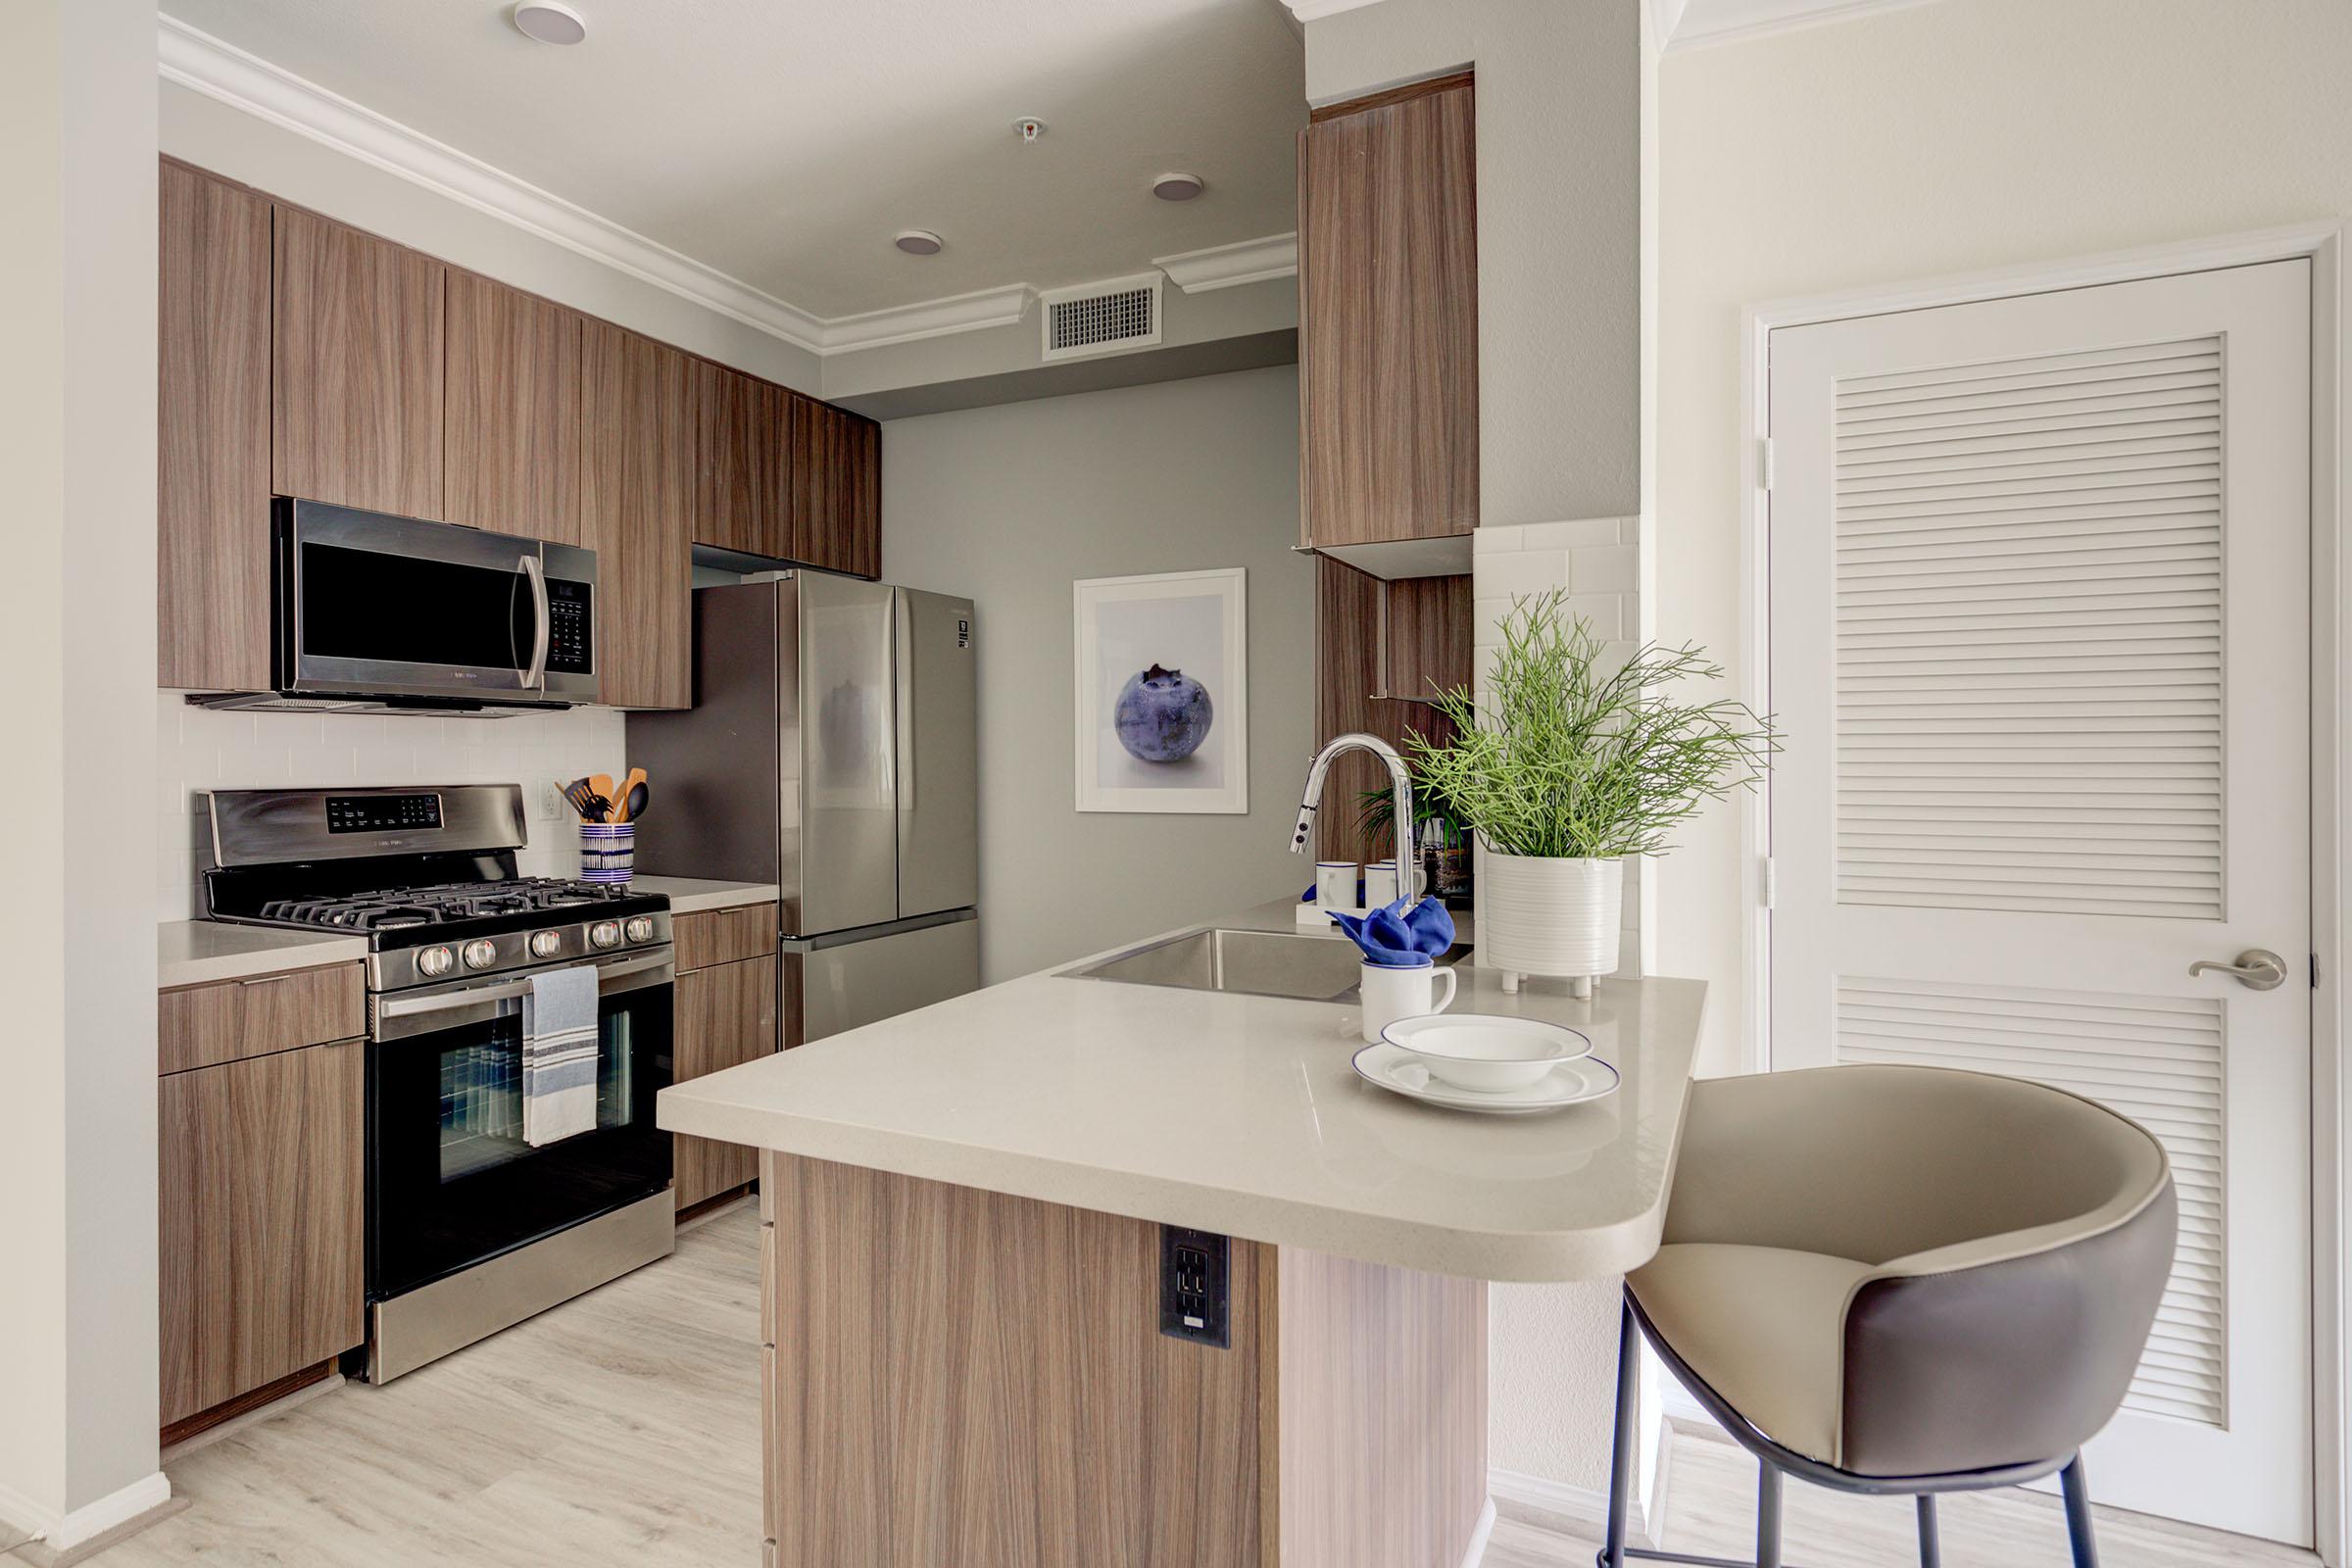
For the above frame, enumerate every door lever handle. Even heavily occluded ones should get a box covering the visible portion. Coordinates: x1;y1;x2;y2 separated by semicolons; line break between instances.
2188;949;2288;991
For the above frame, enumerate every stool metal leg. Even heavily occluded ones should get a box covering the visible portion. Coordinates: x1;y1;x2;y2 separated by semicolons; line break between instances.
1914;1495;1940;1568
2060;1453;2099;1568
1755;1462;1784;1568
1601;1297;1640;1568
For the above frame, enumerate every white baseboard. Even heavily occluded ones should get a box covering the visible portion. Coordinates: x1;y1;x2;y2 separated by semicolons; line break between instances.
1489;1465;1658;1544
0;1469;172;1554
1461;1495;1498;1566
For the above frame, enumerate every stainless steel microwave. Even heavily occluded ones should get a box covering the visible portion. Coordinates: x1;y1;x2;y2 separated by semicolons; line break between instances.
269;498;597;709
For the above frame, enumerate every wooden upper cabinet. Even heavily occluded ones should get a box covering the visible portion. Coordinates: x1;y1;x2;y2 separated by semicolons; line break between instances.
158;160;272;692
1298;72;1478;549
696;360;790;559
581;319;695;709
272;205;446;519
791;395;881;579
444;270;582;543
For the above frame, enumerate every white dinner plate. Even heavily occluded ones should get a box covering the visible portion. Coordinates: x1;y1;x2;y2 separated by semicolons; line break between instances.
1350;1041;1620;1115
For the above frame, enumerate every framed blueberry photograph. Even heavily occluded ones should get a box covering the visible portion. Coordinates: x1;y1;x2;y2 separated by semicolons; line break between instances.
1072;567;1248;814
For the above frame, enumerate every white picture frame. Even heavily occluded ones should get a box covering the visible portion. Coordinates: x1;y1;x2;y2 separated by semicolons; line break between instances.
1073;567;1249;814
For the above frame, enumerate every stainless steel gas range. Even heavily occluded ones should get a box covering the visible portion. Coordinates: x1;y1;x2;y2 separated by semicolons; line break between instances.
202;784;675;1382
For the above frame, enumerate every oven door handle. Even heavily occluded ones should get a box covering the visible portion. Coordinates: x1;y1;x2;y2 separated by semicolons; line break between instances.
518;552;552;691
376;951;672;1020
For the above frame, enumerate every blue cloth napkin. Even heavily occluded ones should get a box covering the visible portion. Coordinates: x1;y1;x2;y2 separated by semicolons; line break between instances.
1328;896;1455;967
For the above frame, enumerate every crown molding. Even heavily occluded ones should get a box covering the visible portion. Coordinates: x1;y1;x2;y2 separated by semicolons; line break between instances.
1651;0;1943;52
822;283;1038;354
1153;232;1298;295
159;16;1067;360
159;16;835;353
1281;0;1390;21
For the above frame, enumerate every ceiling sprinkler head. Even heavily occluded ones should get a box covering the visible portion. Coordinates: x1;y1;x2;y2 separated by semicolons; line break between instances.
1013;117;1047;145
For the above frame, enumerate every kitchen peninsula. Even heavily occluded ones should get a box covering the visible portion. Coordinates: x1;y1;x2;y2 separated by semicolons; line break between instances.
660;902;1705;1568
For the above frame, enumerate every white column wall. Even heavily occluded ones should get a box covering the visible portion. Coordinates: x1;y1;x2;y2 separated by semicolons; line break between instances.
0;0;165;1548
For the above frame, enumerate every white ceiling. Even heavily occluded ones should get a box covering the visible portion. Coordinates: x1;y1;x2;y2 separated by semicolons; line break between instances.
162;0;1307;320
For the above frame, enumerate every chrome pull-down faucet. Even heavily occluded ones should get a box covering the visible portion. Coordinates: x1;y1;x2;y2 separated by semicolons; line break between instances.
1292;732;1413;860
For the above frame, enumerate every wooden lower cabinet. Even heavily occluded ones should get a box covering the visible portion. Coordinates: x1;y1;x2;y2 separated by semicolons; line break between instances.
759;1152;1487;1568
672;953;779;1210
159;962;365;1075
160;1040;366;1429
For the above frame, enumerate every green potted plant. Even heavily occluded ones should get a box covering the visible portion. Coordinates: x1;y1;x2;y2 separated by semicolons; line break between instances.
1408;590;1775;996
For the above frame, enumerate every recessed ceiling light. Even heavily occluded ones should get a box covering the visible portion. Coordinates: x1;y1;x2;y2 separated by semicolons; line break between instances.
511;2;587;45
1152;172;1205;202
895;230;944;257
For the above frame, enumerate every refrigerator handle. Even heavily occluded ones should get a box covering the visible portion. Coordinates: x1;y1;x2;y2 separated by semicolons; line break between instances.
894;589;914;812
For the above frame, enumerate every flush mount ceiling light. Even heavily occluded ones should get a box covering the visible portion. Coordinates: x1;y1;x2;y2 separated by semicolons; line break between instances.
895;229;945;256
511;2;587;45
1152;172;1206;202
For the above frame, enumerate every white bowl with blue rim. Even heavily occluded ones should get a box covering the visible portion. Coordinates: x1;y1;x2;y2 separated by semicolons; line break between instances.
1379;1013;1592;1094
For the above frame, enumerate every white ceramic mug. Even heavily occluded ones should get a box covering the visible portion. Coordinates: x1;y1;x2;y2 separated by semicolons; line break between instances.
1359;960;1458;1044
1316;860;1358;910
1363;858;1428;908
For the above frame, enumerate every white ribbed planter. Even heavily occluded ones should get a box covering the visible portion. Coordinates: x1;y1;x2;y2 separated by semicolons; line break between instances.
1480;853;1622;999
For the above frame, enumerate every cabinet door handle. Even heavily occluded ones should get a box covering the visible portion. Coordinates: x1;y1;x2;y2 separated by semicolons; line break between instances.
236;974;292;988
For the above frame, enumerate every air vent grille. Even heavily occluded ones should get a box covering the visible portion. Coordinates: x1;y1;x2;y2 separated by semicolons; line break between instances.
1041;273;1162;362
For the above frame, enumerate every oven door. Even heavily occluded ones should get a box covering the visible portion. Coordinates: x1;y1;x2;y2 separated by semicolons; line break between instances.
277;498;597;705
368;949;672;1299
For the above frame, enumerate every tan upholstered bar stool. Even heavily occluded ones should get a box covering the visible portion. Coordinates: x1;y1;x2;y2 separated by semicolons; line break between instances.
1599;1064;2176;1568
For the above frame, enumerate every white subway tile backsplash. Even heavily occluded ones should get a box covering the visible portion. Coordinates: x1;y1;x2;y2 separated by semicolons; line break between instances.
155;693;626;922
1471;523;1526;555
1519;517;1626;553
1567;543;1638;595
1475;549;1574;600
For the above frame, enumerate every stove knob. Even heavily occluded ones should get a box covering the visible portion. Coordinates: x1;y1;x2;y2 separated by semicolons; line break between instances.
416;945;455;978
624;915;657;945
462;938;500;970
589;919;622;951
529;930;563;959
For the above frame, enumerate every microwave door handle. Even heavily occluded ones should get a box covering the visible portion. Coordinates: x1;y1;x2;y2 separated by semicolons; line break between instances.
519;553;552;690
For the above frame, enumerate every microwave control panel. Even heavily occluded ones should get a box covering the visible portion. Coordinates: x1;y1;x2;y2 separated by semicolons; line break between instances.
546;578;593;674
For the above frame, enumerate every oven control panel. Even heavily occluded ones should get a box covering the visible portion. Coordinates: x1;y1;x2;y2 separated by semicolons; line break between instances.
326;793;443;834
546;578;593;675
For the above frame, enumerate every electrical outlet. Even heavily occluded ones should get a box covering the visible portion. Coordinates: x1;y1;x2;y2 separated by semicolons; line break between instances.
1158;1226;1230;1348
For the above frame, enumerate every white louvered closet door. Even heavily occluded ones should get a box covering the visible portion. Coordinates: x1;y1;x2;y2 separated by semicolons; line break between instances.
1768;261;2311;1545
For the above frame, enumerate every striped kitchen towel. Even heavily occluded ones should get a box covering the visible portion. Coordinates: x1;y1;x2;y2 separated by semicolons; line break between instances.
521;965;601;1147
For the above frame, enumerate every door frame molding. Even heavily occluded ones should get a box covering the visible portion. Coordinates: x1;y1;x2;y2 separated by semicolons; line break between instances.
1739;220;2350;1563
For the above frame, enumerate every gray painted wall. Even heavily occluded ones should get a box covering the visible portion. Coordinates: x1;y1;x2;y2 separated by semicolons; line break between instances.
881;366;1313;984
1;0;163;1531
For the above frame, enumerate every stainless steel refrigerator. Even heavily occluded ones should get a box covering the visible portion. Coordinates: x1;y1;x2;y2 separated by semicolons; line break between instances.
633;575;979;1044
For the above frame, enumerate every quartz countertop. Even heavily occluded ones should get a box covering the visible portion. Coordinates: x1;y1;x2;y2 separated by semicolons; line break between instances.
661;900;1703;1283
158;921;370;989
631;876;782;916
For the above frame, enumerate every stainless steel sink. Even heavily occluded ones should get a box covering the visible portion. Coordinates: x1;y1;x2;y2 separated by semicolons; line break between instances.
1066;926;1464;1002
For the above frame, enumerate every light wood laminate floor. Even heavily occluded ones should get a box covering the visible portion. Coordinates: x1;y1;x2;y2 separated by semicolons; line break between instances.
47;1202;2318;1568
